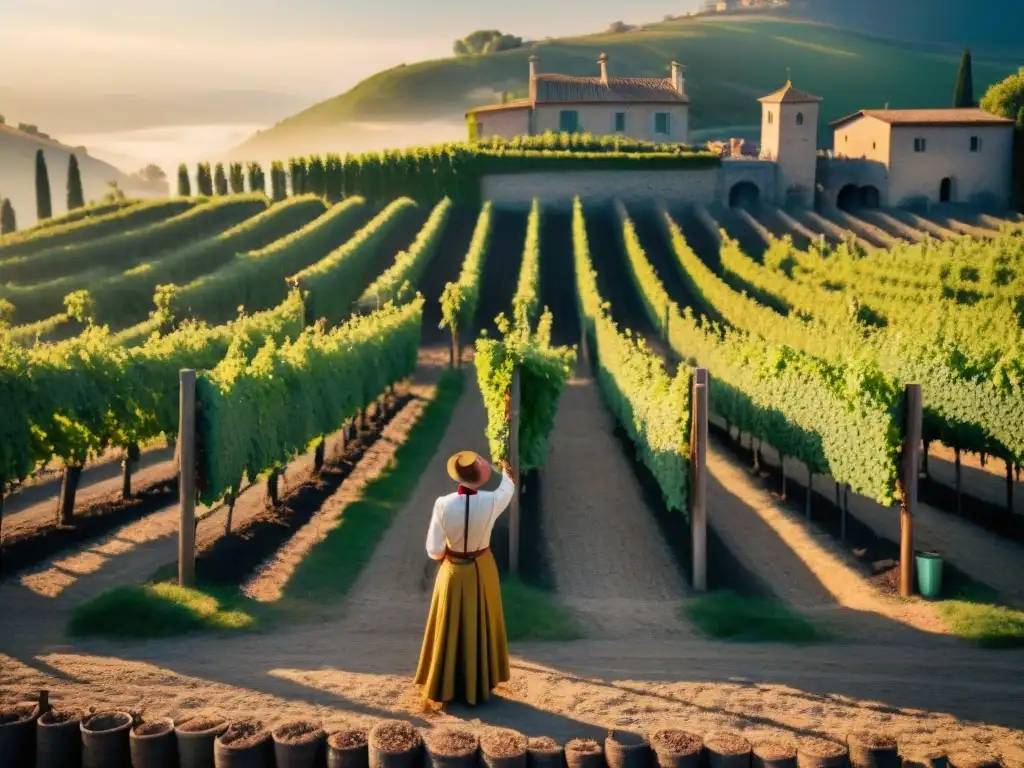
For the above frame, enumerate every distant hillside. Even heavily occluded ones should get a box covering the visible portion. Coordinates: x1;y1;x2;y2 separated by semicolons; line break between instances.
787;0;1024;55
231;15;1021;160
0;125;164;229
0;88;310;135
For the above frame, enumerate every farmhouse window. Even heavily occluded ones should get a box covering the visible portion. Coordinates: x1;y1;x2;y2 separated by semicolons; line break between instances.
559;110;580;133
970;136;980;152
767;110;774;125
614;112;626;132
655;112;671;135
796;112;804;125
914;138;927;152
477;122;483;138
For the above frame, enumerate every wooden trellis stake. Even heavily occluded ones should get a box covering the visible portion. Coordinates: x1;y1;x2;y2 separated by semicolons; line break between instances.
509;367;522;576
178;369;197;588
691;368;709;592
900;384;923;598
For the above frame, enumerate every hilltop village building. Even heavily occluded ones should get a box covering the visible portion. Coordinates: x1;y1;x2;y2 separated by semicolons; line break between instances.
467;55;1016;210
467;54;691;145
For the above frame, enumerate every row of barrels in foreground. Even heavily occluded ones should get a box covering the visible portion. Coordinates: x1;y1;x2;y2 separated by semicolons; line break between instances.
0;703;1000;768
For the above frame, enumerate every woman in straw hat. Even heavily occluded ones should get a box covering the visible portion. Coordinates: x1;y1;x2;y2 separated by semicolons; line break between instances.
414;450;515;705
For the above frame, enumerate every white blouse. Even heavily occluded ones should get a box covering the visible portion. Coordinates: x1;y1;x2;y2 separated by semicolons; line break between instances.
425;471;515;559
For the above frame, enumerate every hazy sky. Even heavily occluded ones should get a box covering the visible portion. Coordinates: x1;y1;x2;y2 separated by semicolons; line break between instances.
0;0;697;98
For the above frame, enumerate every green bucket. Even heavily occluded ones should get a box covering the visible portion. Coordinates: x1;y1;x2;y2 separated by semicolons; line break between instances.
916;551;943;598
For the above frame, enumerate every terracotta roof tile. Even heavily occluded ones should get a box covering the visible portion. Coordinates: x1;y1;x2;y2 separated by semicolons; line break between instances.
830;108;1014;128
758;81;822;104
534;74;688;103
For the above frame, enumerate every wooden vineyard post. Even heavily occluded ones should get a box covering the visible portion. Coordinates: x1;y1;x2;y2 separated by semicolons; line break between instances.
451;327;460;370
178;369;197;588
509;366;522;576
691;368;709;592
900;384;923;598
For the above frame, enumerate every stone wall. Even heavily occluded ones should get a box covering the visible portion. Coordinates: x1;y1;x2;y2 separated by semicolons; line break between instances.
480;168;721;209
816;156;891;207
721;160;779;206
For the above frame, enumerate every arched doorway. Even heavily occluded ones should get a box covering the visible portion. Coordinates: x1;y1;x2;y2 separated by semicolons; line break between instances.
837;184;861;211
729;181;760;211
939;177;954;203
860;185;881;208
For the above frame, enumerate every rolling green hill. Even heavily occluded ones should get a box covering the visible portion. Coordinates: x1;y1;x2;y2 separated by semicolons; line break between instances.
231;15;1021;158
788;0;1024;55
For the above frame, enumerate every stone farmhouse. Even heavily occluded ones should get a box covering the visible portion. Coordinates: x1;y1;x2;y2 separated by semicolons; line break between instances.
468;55;1016;211
467;55;691;145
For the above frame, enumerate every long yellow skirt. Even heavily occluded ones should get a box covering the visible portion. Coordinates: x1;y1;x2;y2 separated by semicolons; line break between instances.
414;550;510;705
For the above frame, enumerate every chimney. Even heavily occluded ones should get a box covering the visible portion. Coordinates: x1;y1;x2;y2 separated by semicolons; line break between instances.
670;61;686;95
529;55;539;101
599;53;608;84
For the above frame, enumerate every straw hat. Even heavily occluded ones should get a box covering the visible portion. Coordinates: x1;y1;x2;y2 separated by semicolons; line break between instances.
447;450;491;489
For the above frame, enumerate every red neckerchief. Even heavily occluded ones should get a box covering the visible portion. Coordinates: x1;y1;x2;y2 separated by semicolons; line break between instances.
457;485;477;496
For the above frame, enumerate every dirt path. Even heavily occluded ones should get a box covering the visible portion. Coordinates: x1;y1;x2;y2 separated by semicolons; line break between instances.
745;434;1024;607
539;363;688;637
3;630;1023;764
341;367;490;636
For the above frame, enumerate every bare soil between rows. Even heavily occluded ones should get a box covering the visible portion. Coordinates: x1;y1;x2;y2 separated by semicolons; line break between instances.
194;394;412;587
1;475;177;580
709;423;993;600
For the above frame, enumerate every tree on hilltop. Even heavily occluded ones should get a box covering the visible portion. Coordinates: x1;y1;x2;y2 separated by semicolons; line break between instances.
953;48;975;108
67;154;85;211
214;163;228;195
0;198;16;234
35;149;52;221
453;30;523;56
177;163;191;196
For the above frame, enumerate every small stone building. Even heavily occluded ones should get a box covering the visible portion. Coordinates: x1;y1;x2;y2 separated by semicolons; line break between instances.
466;54;690;144
827;108;1015;208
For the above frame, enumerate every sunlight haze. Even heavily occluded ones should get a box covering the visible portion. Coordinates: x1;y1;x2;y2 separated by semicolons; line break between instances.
1;0;697;97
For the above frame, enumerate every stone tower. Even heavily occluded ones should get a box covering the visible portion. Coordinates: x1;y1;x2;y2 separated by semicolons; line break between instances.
758;80;822;207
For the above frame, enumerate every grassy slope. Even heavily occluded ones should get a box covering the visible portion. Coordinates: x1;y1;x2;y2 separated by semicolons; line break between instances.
234;16;1020;156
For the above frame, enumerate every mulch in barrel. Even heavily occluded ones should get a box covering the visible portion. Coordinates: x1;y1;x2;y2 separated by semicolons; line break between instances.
426;729;478;756
650;730;702;756
220;720;266;747
481;729;528;756
330;729;369;749
275;721;323;742
373;722;419;752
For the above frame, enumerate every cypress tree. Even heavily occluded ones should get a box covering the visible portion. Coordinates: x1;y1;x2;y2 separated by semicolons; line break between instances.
247;162;266;195
953;48;974;108
66;153;85;210
214;163;228;195
270;161;287;201
177;163;191;196
229;162;244;194
308;155;326;198
196;163;213;196
0;198;16;234
35;149;52;221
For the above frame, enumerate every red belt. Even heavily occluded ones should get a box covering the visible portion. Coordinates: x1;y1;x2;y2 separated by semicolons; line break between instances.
447;547;489;561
